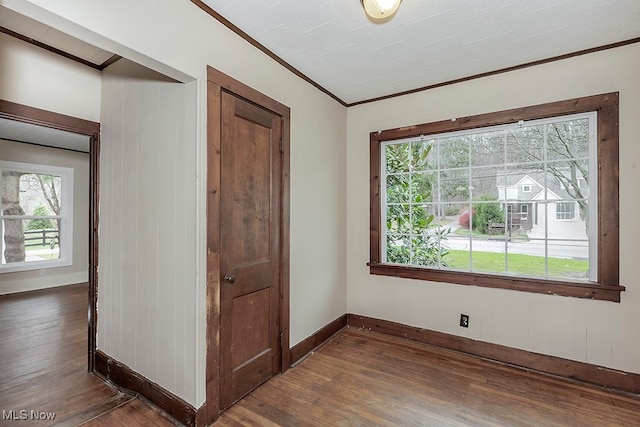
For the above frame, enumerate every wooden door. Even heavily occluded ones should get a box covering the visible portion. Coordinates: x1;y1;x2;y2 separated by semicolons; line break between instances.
219;91;282;409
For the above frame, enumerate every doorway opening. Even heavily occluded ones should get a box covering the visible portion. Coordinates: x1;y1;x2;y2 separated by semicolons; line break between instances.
0;99;100;369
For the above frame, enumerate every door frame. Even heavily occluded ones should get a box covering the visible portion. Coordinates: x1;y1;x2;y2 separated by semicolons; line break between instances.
204;66;290;424
0;99;100;371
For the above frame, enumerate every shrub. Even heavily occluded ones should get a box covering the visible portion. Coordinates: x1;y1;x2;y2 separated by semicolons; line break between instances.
27;205;53;230
458;210;472;229
473;202;505;234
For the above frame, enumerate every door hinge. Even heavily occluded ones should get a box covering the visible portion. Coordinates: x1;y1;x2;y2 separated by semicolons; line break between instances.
279;137;284;153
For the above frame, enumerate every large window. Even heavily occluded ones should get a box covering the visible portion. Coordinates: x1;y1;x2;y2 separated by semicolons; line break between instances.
0;161;73;273
369;93;623;302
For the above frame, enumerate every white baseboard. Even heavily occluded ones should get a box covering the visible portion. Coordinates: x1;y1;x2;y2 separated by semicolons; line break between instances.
0;270;88;295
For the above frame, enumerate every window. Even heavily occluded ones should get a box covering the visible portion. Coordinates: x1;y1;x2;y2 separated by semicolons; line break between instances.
523;185;531;192
0;161;73;273
556;202;575;220
369;93;623;302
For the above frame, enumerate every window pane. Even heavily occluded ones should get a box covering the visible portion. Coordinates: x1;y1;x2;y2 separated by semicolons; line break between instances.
386;143;410;173
410;139;436;171
546;159;589;203
470;129;505;167
2;219;60;264
546;118;590;162
438;136;469;169
506;124;545;164
470;166;501;201
15;172;62;216
445;238;471;270
380;111;596;285
439;169;468;203
411;204;436;234
472;242;507;275
506;251;546;278
386;234;410;264
411;234;446;268
386;173;410;203
411;172;435;203
386;204;410;234
547;239;589;280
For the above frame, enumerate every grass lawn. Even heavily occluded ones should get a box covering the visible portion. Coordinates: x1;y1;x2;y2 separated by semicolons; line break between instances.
446;249;588;278
453;228;493;238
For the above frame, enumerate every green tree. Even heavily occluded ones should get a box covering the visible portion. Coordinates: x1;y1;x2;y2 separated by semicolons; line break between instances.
472;199;505;234
385;142;450;267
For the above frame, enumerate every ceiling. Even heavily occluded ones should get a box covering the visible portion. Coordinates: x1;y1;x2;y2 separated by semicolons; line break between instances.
0;118;90;153
0;7;115;69
0;7;108;151
202;0;640;105
1;1;639;107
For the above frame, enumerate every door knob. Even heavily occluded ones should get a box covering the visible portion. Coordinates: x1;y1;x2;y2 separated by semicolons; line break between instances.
224;273;236;284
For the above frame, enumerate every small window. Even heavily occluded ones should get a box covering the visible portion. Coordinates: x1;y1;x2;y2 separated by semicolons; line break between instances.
0;161;73;273
556;202;575;220
369;93;623;302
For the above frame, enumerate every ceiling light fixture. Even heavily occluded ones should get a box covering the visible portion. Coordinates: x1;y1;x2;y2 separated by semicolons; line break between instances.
361;0;402;22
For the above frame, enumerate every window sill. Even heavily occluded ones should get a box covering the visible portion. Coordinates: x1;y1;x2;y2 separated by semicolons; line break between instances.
1;259;71;274
367;262;625;302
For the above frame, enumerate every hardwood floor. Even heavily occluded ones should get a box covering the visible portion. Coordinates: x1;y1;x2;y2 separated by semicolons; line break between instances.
0;284;172;426
4;285;639;426
214;328;640;427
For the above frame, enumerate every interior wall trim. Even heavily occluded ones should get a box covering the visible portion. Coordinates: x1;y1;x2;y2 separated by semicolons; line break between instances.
95;350;200;426
0;26;121;71
349;37;640;107
289;314;348;365
0;99;100;134
186;5;639;107
191;0;348;107
347;314;640;396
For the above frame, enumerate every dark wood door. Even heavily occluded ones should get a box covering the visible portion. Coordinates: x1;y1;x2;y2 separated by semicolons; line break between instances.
219;91;282;409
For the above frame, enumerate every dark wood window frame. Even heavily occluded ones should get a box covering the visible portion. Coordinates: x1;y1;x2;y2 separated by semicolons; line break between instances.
369;92;624;302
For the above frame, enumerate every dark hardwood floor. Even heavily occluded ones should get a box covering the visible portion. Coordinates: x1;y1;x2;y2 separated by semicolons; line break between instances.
213;328;640;427
0;283;172;426
4;284;639;426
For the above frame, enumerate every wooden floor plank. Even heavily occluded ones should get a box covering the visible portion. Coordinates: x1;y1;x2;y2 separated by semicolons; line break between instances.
0;284;153;426
214;328;640;427
8;285;638;426
81;398;179;427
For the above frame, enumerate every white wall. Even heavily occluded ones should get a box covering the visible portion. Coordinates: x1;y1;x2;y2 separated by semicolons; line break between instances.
0;31;101;121
0;27;97;293
5;0;348;407
99;58;198;404
0;140;89;294
347;43;640;376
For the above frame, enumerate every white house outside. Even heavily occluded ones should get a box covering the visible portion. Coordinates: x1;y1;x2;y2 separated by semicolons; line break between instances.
496;171;587;241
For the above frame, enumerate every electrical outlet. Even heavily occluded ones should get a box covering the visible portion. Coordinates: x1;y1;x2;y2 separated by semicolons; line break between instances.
460;314;469;328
